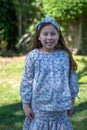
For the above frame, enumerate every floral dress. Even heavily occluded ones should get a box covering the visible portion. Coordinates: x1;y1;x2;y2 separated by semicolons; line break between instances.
20;49;79;130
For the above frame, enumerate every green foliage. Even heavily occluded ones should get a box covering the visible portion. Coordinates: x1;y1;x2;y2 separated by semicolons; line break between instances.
13;0;44;35
0;0;18;51
0;41;8;56
12;0;45;54
43;0;87;20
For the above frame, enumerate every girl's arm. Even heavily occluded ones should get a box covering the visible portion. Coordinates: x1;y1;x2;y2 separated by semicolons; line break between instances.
69;71;79;99
68;71;79;116
20;53;34;119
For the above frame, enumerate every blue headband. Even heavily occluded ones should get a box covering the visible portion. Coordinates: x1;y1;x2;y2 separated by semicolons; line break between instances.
36;16;60;31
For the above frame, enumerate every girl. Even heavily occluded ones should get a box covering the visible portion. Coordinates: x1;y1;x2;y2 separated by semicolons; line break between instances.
20;16;79;130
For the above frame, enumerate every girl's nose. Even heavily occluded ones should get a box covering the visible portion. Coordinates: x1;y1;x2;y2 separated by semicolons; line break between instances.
47;34;52;39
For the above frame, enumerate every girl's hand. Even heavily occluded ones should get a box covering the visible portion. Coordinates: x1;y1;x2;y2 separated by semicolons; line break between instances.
68;98;75;116
23;104;34;119
67;109;73;116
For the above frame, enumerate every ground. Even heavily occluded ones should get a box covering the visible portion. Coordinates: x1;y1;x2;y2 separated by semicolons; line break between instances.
0;56;26;66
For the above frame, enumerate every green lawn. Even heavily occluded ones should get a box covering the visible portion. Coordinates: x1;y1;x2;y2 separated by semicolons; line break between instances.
0;55;87;130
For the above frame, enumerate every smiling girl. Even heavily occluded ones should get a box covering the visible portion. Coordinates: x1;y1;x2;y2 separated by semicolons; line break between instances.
20;16;79;130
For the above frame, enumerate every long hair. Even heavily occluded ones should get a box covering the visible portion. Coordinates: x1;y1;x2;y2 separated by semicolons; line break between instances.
30;23;77;72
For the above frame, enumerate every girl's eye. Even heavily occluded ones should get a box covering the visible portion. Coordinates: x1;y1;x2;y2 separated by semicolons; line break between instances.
43;32;56;36
43;33;48;36
51;32;56;35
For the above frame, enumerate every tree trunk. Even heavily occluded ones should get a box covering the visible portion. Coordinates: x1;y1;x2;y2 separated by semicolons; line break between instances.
65;16;83;53
18;6;22;37
74;16;83;50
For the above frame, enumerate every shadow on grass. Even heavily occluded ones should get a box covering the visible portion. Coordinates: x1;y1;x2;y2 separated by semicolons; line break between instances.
0;101;87;130
0;102;25;130
73;101;87;114
72;101;87;130
73;116;87;130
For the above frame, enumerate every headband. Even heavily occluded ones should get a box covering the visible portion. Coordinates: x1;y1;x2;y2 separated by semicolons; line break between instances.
36;16;60;31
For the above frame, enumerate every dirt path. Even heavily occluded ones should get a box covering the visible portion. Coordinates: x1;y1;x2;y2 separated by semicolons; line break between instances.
0;56;26;66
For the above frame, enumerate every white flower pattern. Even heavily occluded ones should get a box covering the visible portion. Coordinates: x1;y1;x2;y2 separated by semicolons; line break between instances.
20;49;79;130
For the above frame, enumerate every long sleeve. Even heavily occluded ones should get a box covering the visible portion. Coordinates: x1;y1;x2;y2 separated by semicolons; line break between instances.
69;71;79;99
20;53;34;104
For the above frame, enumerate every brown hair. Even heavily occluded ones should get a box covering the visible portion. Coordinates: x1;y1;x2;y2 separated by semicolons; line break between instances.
31;23;77;72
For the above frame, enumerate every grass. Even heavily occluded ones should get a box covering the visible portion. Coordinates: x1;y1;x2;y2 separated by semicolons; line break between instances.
0;60;25;130
72;55;87;130
0;55;87;130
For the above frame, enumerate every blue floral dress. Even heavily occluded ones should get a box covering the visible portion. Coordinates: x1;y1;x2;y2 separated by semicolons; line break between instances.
20;49;79;130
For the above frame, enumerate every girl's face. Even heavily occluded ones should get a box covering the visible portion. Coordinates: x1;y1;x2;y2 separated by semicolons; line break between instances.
38;24;60;52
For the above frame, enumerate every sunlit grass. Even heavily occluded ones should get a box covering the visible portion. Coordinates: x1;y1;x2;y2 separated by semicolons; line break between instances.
74;55;87;82
0;55;87;130
0;61;24;106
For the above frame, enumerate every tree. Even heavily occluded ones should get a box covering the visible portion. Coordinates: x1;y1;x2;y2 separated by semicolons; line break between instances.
12;0;44;54
42;0;87;53
43;0;87;19
13;0;44;36
0;0;44;54
0;0;18;51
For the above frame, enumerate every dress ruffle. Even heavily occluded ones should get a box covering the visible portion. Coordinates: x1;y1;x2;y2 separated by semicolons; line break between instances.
23;111;73;130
